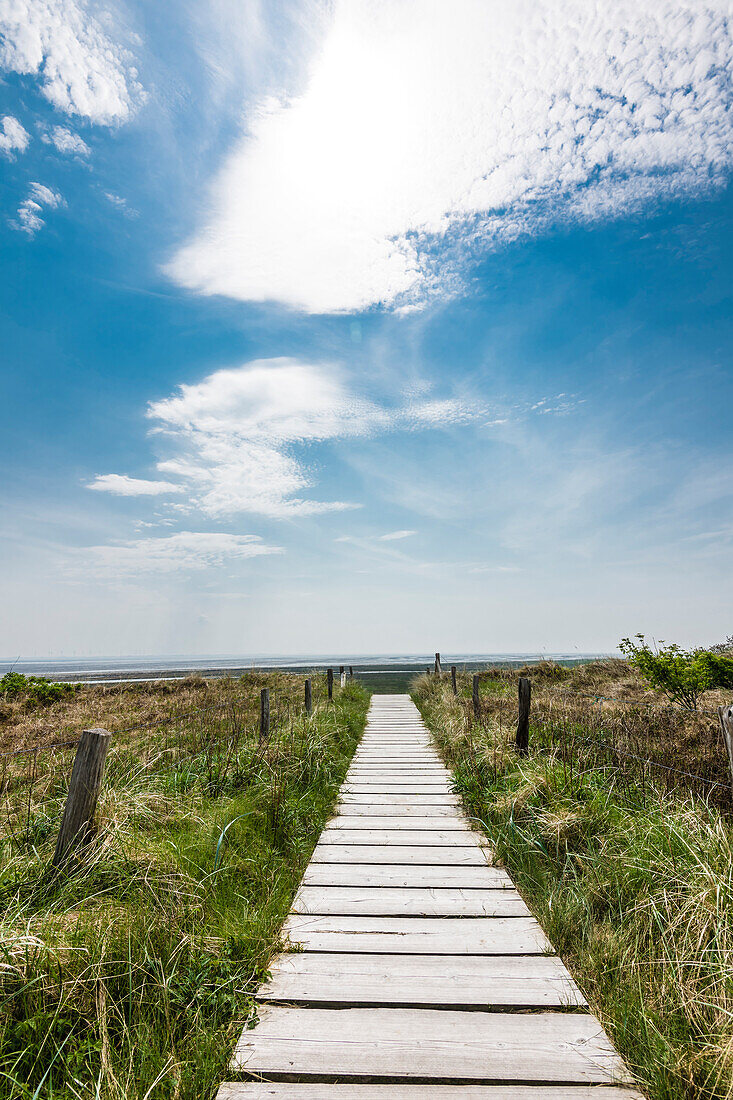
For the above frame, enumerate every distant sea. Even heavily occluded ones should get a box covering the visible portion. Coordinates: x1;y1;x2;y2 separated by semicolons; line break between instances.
4;653;610;694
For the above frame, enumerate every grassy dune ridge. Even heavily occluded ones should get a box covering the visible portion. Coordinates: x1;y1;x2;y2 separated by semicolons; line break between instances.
413;664;733;1100
0;672;369;1099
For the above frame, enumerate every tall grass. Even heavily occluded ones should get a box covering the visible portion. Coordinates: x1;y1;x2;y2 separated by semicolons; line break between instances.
414;670;733;1100
0;674;369;1099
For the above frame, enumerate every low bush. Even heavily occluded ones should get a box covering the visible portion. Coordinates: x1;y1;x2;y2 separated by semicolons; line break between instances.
620;635;733;709
0;672;78;710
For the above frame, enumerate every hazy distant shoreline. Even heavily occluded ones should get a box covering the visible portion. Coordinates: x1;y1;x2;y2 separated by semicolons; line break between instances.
4;653;611;685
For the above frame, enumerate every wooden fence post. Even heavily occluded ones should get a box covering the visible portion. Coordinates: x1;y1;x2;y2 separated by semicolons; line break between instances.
472;675;480;720
434;652;441;677
349;666;353;679
260;688;270;741
718;705;733;793
305;679;312;716
327;668;334;700
517;677;531;755
52;727;111;868
451;665;457;696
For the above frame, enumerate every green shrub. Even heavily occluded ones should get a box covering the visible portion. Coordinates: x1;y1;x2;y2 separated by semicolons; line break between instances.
0;671;77;706
694;651;733;689
619;635;733;710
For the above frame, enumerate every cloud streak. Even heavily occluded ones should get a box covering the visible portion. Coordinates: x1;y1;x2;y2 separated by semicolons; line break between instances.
167;0;733;313
87;474;184;496
89;357;480;518
81;531;283;576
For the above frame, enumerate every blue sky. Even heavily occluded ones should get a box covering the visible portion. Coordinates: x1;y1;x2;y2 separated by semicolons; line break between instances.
1;0;732;658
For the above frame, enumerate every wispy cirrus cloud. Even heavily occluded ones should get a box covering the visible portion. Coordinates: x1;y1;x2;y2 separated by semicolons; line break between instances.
81;531;282;577
377;530;416;541
13;181;63;235
89;358;480;519
42;124;90;155
0;0;144;124
0;114;30;156
87;474;184;497
167;0;733;314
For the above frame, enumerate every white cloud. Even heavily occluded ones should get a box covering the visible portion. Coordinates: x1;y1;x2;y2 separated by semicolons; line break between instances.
103;191;137;217
91;358;479;519
82;531;283;576
42;124;89;155
378;529;416;541
13;181;63;235
167;0;733;313
0;114;30;156
87;474;184;496
0;0;144;124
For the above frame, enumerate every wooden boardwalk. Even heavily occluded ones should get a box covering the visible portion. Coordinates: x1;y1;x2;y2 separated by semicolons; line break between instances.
218;694;643;1098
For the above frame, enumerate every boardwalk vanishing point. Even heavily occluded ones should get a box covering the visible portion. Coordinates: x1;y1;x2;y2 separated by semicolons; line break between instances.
217;694;644;1098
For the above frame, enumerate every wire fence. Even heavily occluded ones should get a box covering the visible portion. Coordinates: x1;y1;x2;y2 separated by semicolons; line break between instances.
462;680;733;808
0;671;339;852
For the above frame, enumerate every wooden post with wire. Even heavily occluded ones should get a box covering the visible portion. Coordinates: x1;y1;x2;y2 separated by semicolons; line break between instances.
327;668;334;700
718;704;733;792
260;688;270;742
305;679;312;716
516;677;531;756
451;665;457;695
434;652;441;677
472;675;480;720
52;727;111;869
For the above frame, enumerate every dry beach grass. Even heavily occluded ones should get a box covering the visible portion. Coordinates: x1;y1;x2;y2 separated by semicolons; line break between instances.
414;661;733;1100
0;671;369;1098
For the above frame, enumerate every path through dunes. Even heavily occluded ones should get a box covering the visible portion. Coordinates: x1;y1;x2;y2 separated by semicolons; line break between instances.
217;694;644;1097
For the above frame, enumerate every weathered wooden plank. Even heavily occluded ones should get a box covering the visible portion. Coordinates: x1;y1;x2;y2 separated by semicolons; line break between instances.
283;914;551;954
353;747;439;753
340;793;460;806
310;844;490;865
346;777;448;784
231;1006;631;1084
352;758;441;763
351;757;442;764
345;765;442;774
350;753;438;760
352;748;438;754
292;886;530;917
356;743;434;748
336;804;461;817
258;952;586;1008
302;864;513;888
324;816;470;831
348;764;447;770
342;785;454;794
316;829;484;846
347;771;448;779
218;1086;644;1099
